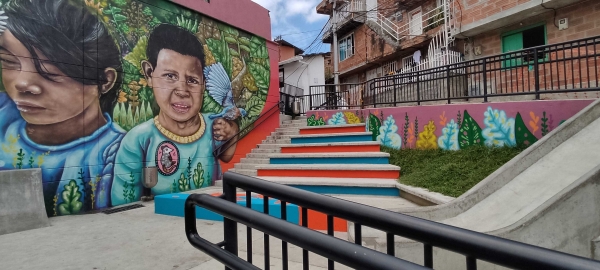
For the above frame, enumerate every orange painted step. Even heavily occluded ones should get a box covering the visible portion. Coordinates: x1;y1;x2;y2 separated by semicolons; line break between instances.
280;143;380;153
300;209;348;232
258;169;399;179
300;125;366;135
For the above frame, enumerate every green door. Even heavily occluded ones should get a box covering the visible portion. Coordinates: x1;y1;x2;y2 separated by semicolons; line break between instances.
502;33;523;68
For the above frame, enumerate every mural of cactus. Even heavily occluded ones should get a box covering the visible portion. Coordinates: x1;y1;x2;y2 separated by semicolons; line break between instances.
416;121;438;149
377;115;402;150
457;110;462;127
58;180;83;215
192;162;205;189
515;113;538;147
482;107;516;147
459;110;483;149
328;112;347;125
178;173;191;192
368;113;382;141
438;119;459;150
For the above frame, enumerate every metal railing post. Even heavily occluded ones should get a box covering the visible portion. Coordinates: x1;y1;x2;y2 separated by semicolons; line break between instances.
223;181;238;270
533;48;541;100
446;65;451;104
416;71;421;105
482;58;488;103
309;86;313;109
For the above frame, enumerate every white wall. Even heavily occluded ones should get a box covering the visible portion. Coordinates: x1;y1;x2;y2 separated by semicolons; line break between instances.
281;54;325;96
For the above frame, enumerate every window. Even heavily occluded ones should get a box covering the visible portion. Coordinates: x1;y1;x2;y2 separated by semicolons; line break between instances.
339;34;354;61
502;24;546;67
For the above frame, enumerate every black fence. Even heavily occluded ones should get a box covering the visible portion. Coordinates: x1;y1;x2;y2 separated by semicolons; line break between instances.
309;35;600;109
185;172;600;270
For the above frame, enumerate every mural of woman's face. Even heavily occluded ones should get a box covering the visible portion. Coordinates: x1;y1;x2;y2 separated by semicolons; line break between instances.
0;30;116;125
142;49;204;124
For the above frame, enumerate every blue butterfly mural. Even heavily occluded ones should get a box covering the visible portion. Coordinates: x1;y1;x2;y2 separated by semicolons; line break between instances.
204;62;248;120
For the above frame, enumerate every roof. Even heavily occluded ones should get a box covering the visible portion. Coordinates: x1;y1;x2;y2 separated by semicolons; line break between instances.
275;39;305;55
302;52;331;58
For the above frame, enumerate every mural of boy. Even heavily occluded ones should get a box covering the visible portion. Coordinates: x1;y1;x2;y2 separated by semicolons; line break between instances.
111;24;241;205
0;0;124;215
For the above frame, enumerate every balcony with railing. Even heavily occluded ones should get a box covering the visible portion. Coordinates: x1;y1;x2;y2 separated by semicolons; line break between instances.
322;0;367;43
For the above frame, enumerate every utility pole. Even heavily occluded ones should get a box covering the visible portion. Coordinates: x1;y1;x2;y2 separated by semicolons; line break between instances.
332;0;339;85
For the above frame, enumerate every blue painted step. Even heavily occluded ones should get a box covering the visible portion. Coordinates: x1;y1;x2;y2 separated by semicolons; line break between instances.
269;152;390;165
290;185;400;196
155;193;300;224
258;177;401;197
290;132;372;144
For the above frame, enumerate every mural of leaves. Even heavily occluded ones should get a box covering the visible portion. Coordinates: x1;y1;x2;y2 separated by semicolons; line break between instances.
202;92;225;114
192;162;205;189
248;62;269;90
307;115;325;126
377;115;402;150
58;180;83;215
244;96;265;118
459;110;483;149
515;113;538;147
416;121;438;150
328;112;347;125
343;112;361;124
541;112;549;136
482;107;516;147
368;113;382;141
438;119;459;150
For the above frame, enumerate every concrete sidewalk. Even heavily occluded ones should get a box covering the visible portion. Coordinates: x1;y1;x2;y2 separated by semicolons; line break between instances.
5;184;421;270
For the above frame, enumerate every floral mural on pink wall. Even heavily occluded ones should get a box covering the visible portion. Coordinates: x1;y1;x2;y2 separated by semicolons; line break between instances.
307;99;595;150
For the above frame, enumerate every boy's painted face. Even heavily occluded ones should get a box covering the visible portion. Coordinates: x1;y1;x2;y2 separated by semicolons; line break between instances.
143;49;204;123
0;30;110;125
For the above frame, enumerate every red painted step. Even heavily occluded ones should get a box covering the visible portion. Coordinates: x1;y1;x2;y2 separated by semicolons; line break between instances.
280;142;380;153
299;124;366;135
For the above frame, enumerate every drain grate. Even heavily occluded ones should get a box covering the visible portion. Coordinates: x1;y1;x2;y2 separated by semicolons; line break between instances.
102;203;145;214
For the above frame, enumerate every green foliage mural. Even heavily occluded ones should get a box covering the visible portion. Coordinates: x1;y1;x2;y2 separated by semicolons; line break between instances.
459;110;483;149
0;0;272;215
514;113;538;147
367;113;382;141
307;115;325;126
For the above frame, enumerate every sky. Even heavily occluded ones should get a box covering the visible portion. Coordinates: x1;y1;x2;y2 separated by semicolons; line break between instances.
250;0;331;54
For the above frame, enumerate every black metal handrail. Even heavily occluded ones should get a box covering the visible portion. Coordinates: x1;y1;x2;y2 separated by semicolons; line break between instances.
186;172;600;270
309;35;600;108
212;101;282;158
185;193;428;270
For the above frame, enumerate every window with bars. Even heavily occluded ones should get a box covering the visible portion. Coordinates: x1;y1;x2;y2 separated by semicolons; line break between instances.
339;33;354;61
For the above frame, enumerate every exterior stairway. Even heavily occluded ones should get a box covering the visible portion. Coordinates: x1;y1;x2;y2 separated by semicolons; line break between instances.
229;116;306;177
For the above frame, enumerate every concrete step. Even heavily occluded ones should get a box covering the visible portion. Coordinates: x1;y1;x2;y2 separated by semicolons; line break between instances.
275;130;300;135
228;168;257;176
255;144;287;150
251;148;281;153
262;138;292;144
276;127;300;132
258;176;400;197
256;164;400;179
290;132;373;144
299;124;366;135
281;123;306;128
268;134;293;139
234;163;263;170
269;152;390;164
280;141;381;153
239;158;270;164
245;153;273;158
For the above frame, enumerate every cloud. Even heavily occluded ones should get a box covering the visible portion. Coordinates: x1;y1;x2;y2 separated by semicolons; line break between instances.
251;0;328;39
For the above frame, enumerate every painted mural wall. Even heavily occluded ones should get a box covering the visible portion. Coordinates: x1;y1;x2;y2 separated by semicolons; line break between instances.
307;100;595;150
0;0;273;216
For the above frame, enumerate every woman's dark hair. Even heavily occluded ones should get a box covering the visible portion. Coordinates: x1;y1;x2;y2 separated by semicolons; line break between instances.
4;0;122;113
146;24;205;75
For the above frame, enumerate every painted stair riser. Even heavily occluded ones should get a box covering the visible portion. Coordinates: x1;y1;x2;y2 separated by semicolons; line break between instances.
240;158;270;164
300;126;366;135
280;144;380;153
291;134;373;144
270;157;389;165
257;169;400;179
289;185;399;196
231;169;257;176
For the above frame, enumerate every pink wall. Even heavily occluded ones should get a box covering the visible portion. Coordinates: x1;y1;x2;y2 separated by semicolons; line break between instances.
172;0;271;40
307;100;595;150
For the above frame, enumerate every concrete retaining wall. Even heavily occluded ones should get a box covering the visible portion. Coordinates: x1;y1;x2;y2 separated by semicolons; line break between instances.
0;169;49;236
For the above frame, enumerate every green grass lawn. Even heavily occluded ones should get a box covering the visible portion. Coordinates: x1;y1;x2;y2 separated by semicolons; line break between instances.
382;145;527;197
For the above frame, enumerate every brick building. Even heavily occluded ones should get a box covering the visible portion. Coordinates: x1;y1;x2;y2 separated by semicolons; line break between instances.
316;0;600;101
